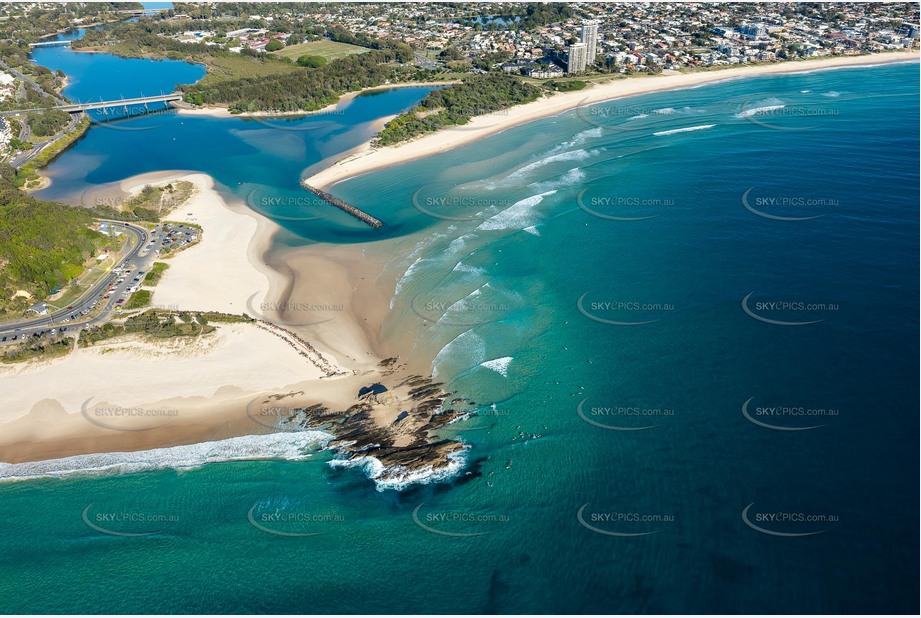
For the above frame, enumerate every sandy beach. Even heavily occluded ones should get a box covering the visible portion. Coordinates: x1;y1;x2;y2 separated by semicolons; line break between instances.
306;51;919;189
4;50;915;474
0;172;397;465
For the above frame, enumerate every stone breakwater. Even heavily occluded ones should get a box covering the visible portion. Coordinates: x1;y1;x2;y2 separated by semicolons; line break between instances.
301;182;384;228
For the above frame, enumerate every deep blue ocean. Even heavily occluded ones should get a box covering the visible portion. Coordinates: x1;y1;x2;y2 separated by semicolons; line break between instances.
4;22;918;614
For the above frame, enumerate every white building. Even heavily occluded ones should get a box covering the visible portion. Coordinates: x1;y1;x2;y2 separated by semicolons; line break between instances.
526;64;564;79
567;42;587;73
582;20;599;65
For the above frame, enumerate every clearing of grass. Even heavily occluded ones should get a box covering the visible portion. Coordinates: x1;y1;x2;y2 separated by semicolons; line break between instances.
195;53;301;88
271;40;370;62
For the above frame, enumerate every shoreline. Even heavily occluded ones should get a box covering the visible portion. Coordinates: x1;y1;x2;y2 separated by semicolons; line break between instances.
175;80;457;120
305;51;919;189
0;171;472;489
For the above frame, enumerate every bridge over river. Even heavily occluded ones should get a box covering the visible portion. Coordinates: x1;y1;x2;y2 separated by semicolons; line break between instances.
0;93;184;117
28;40;72;48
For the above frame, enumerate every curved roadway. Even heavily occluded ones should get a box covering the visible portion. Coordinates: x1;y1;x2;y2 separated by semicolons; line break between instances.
0;221;152;340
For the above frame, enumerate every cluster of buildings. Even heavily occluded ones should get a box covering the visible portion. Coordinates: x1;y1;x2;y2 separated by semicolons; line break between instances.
0;70;14;101
150;3;918;72
279;2;917;73
164;27;291;53
223;28;289;52
0;118;11;154
0;71;15;154
565;20;599;73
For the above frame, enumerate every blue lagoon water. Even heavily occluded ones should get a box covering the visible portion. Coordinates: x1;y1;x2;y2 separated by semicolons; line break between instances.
4;32;919;614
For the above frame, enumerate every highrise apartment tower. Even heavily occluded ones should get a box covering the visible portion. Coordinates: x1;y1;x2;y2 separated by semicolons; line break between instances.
582;20;599;64
567;42;587;73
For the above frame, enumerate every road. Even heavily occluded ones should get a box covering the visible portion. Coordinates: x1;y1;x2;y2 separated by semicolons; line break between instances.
0;55;76;169
0;57;64;106
0;221;163;342
8;110;82;169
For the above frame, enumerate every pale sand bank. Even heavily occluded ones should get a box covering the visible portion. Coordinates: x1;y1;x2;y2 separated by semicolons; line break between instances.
306;52;919;189
0;323;328;463
144;172;282;315
0;173;390;465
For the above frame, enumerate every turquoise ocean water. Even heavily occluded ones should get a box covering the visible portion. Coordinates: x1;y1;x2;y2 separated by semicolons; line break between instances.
3;24;918;613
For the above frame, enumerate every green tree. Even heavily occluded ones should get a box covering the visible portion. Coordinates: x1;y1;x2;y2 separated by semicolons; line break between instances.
296;54;327;68
265;39;284;52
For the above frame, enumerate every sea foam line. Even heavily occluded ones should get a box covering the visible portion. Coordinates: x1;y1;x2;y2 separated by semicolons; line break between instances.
0;431;334;482
329;446;469;492
736;104;785;118
653;124;716;136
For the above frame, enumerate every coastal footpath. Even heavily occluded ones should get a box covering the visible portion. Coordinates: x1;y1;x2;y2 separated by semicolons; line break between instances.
306;51;920;189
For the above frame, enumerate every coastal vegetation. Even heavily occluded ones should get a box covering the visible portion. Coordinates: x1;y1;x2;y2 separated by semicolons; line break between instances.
542;79;587;92
182;48;408;113
26;109;71;138
296;54;327;68
80;310;216;345
143;261;169;286
71;22;301;85
374;73;542;146
66;13;426;113
122;289;151;310
15;116;91;189
123;181;194;220
1;336;74;363
0;165;105;315
0;3;141;42
78;310;253;347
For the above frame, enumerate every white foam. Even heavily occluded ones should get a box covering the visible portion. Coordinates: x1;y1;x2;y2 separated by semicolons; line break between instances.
329;446;468;492
452;262;486;276
530;167;585;192
476;190;557;232
446;234;470;255
432;328;485;377
392;229;453;303
551;126;603;153
393;254;425;300
511;148;594;177
653;107;676;115
653;124;715;137
439;287;484;325
523;226;540;236
736;104;785;118
481;356;513;377
630;113;649;120
487;149;597;189
0;431;334;482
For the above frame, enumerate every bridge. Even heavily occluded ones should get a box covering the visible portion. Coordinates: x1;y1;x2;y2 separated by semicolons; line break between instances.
0;93;184;117
116;8;165;14
28;40;71;48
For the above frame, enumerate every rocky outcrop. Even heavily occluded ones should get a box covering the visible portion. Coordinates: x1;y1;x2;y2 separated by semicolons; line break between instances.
252;375;475;490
